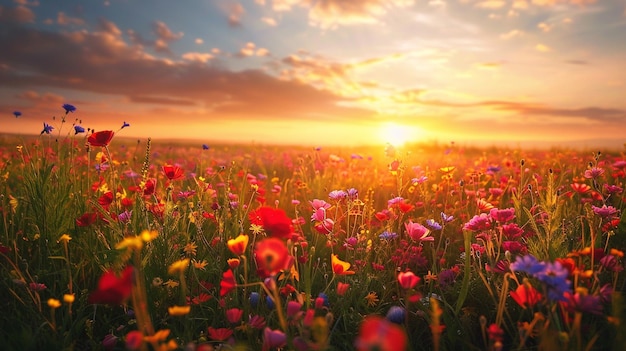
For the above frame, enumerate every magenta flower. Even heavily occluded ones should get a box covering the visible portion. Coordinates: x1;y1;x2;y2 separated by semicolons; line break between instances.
463;213;493;231
584;167;604;179
489;207;515;223
263;328;286;351
592;205;619;220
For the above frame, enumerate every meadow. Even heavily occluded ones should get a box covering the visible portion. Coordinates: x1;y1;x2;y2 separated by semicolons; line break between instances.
1;106;625;351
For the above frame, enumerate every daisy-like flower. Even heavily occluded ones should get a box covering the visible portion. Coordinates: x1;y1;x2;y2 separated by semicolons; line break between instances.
364;292;379;307
167;258;190;275
168;305;191;316
192;259;208;270
227;234;249;256
183;242;198;256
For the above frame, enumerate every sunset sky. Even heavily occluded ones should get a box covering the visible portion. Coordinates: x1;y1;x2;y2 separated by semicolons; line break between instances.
1;0;625;148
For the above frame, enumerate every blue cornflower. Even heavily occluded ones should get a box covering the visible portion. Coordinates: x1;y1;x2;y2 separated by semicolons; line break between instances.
386;306;406;324
535;261;571;301
62;104;76;113
426;219;442;231
13;111;22;118
265;295;275;310
74;125;85;135
249;292;260;308
41;122;54;134
510;254;545;275
121;121;130;129
379;231;397;240
202;144;210;150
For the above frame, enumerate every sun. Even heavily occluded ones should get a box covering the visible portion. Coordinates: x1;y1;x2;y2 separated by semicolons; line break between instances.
378;122;422;147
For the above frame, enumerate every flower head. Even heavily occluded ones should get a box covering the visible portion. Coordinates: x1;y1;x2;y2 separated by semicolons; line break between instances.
354;316;408;351
207;327;233;342
41;122;54;135
121;121;130;129
510;282;543;308
331;254;355;275
227;234;249;256
13;111;21;118
397;271;420;289
168;305;191;316
74;125;85;135
263;327;287;351
254;238;291;278
250;207;294;239
88;130;115;147
88;266;134;305
162;164;184;181
62;103;76;113
405;220;433;242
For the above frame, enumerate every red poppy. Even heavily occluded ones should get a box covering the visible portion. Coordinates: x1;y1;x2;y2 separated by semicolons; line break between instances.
250;207;293;239
220;269;236;297
207;327;233;341
163;164;185;181
397;271;420;290
143;178;156;196
88;130;115;147
76;212;98;227
510;283;542;308
354;316;408;351
254;238;291;278
98;191;114;208
88;266;134;305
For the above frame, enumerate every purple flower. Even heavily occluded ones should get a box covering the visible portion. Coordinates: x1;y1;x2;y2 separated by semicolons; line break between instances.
486;165;501;173
599;255;623;272
347;188;358;199
441;212;454;223
41;122;54;134
510;254;545;275
249;292;260;308
564;291;603;315
379;231;397;240
412;176;428;184
74;125;85;134
13;111;22;118
604;184;623;195
387;196;405;207
592;205;619;220
121;121;130;129
118;210;132;223
202;144;210;150
62;103;76;113
584;167;604;179
329;190;348;200
426;219;442;231
263;328;287;350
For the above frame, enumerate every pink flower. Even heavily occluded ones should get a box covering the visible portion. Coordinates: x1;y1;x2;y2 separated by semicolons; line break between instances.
405;220;433;242
225;308;243;324
263;328;287;351
489;207;515;223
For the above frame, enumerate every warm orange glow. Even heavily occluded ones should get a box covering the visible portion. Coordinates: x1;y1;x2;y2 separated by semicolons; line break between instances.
378;122;423;146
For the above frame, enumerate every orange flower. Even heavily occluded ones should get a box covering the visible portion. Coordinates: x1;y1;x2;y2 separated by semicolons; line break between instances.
331;254;355;275
227;234;249;256
88;130;115;147
168;305;191;316
254;238;291;278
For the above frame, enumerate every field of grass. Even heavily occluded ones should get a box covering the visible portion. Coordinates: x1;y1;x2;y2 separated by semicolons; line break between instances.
1;116;625;350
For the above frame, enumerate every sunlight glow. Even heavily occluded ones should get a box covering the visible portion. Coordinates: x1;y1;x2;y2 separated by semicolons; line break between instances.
378;122;423;146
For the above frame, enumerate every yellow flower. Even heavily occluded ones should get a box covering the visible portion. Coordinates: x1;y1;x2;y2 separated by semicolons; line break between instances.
183;242;198;256
163;279;179;289
116;236;143;251
48;298;62;309
9;195;18;213
249;224;264;235
168;305;191;316
140;230;158;242
167;258;190;275
364;292;379;307
63;294;75;304
57;234;72;244
227;234;249;256
192;259;208;270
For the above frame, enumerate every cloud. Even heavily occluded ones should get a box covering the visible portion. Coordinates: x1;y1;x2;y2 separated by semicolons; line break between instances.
57;11;85;26
0;20;371;122
153;21;183;42
182;52;214;63
531;0;597;5
195;38;204;44
535;43;551;52
261;16;277;26
475;0;506;9
500;29;524;39
16;90;64;105
0;5;35;23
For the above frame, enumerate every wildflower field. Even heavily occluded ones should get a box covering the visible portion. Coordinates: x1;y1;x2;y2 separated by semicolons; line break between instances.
1;107;626;351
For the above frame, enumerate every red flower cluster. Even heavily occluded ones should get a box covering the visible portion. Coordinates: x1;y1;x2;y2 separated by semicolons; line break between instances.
88;266;134;305
249;207;294;239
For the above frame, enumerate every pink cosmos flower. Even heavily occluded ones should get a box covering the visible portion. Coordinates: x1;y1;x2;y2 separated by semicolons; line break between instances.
405;220;434;242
